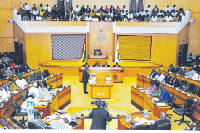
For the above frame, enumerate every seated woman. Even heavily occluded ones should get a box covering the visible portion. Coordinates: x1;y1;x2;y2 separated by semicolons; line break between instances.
145;80;157;93
38;82;51;98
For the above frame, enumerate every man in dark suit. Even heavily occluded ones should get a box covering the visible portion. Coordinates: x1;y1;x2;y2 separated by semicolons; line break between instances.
82;62;90;67
150;112;171;130
113;62;121;67
22;63;31;72
93;62;101;67
150;68;157;78
169;75;179;87
164;73;171;84
102;62;110;67
168;64;175;73
82;65;90;94
15;65;23;75
1;79;14;93
89;101;112;130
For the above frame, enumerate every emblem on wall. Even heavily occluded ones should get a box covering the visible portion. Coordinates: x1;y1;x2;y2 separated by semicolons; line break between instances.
91;28;112;44
113;73;118;80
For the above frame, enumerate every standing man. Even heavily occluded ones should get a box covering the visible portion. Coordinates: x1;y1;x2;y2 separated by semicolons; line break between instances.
82;65;90;94
89;101;112;130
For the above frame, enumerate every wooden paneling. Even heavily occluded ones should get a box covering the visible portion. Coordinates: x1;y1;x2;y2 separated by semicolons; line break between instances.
189;13;200;56
73;0;129;10
25;33;52;68
0;38;14;52
144;0;200;12
151;34;177;67
14;23;24;40
0;10;13;37
27;21;87;26
0;0;12;9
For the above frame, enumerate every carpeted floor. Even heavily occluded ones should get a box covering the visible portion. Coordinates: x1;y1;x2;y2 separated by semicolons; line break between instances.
62;76;192;130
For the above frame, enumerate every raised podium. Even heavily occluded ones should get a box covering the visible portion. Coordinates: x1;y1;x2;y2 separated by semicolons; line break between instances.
87;55;108;66
89;72;113;99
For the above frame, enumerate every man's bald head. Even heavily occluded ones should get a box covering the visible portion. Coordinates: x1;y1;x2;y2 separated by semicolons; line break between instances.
159;112;166;119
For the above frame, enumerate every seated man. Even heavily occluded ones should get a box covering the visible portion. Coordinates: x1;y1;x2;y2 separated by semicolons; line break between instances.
178;67;186;76
5;67;14;78
15;64;23;75
151;84;163;97
150;68;157;78
168;64;175;73
178;80;188;91
82;62;90;67
192;62;200;72
0;69;6;79
192;71;200;81
29;111;52;129
38;82;51;98
92;62;101;67
27;71;36;84
185;67;196;79
159;87;171;104
102;62;110;67
186;53;195;66
28;82;40;104
154;72;165;82
150;112;171;130
113;62;121;67
15;74;28;89
164;73;171;84
146;80;157;93
1;79;14;94
169;75;180;87
22;63;31;72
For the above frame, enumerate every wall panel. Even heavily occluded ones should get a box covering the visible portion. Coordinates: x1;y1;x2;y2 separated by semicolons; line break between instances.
0;0;12;9
0;38;15;52
25;33;52;68
0;10;13;37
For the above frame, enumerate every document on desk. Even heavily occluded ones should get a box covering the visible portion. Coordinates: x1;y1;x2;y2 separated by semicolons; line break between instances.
88;79;95;84
152;98;160;102
36;102;48;106
156;103;167;107
43;95;53;101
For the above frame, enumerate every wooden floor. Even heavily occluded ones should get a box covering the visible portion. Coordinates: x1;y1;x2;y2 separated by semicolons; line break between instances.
62;76;192;130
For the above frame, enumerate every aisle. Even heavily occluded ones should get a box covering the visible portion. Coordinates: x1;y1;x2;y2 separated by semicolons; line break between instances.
62;76;192;130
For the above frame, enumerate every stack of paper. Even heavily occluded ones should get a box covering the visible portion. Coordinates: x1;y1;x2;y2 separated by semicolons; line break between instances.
43;95;53;101
36;102;48;106
156;103;167;107
152;98;160;102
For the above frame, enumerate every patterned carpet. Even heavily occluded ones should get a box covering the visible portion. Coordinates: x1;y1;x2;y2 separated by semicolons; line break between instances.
62;76;192;130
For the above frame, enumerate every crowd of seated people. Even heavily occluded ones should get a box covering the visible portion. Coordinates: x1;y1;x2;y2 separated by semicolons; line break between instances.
17;3;185;22
83;61;121;67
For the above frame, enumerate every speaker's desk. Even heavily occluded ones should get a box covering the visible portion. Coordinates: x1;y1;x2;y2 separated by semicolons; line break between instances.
79;67;124;83
89;77;113;99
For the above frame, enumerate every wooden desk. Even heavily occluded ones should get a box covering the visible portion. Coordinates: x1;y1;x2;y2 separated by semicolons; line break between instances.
137;74;144;88
79;67;124;83
90;79;113;99
163;83;200;120
35;86;71;117
131;86;170;118
118;111;158;130
88;55;108;66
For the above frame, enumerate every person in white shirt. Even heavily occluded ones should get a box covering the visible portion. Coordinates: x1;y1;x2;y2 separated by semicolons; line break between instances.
32;7;38;20
192;72;200;80
28;82;40;104
15;74;28;89
127;12;133;20
171;5;177;11
24;3;31;20
122;5;127;13
38;82;51;98
145;5;151;14
45;4;51;13
140;10;146;16
171;10;177;17
165;15;173;22
155;72;165;82
150;15;158;22
165;5;171;12
74;5;80;17
76;13;81;21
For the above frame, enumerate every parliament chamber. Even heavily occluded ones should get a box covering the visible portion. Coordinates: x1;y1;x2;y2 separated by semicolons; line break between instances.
0;0;200;131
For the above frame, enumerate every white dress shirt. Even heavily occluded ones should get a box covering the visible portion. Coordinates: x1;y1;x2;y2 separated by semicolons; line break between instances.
15;79;28;89
127;13;133;19
25;4;31;11
165;7;171;12
155;74;165;82
74;7;80;13
45;6;51;12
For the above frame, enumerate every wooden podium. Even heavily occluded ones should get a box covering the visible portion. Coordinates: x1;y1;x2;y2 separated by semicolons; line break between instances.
89;72;113;99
